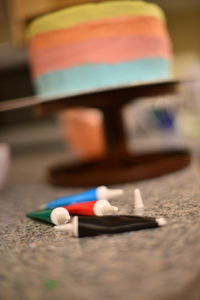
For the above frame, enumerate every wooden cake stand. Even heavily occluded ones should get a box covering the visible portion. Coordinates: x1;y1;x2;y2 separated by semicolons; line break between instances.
0;80;191;186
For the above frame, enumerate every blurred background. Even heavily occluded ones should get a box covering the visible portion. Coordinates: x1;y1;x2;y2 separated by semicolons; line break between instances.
0;0;200;184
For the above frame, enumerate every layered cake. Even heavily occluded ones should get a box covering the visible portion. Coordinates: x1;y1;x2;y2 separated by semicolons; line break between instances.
27;1;172;97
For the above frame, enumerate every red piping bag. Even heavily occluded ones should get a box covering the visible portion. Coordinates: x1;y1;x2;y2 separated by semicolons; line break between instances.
64;199;118;216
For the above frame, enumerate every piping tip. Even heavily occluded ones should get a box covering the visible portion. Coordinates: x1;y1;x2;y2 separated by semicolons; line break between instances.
156;217;167;226
50;207;70;225
134;188;144;216
54;223;72;233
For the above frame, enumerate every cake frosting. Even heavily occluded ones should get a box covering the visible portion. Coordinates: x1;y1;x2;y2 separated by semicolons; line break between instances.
27;1;172;97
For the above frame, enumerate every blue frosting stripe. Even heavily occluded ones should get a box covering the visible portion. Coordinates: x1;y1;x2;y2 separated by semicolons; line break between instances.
34;58;171;97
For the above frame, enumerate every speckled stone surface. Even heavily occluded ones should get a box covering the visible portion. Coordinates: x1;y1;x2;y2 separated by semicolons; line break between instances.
1;134;200;300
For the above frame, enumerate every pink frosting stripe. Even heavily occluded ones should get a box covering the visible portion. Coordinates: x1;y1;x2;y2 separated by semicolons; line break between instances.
30;36;171;78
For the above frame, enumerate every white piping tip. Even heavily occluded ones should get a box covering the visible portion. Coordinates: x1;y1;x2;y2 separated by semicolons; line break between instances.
50;207;70;225
97;186;123;200
54;223;72;233
156;217;167;226
94;200;119;216
134;188;144;216
134;207;144;216
54;216;78;237
134;189;144;208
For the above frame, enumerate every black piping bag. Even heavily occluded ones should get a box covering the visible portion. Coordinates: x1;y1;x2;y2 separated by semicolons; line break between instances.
54;215;167;237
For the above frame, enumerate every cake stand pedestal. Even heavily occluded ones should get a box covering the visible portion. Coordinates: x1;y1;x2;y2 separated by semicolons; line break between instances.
36;80;190;186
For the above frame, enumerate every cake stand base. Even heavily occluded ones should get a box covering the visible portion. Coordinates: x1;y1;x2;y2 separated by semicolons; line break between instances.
48;150;190;187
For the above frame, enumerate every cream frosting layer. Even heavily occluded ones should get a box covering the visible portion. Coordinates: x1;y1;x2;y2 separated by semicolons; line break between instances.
27;1;165;37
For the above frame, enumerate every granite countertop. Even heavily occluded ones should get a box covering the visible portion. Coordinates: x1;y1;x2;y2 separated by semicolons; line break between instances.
1;122;200;300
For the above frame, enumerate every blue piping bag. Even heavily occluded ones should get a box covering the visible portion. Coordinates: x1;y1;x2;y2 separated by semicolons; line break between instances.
42;186;123;209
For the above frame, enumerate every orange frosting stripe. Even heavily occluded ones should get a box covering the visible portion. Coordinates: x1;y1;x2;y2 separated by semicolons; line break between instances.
29;16;170;52
30;36;171;78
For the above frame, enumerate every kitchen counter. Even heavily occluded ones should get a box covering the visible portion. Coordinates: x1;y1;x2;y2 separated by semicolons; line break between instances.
1;121;200;300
